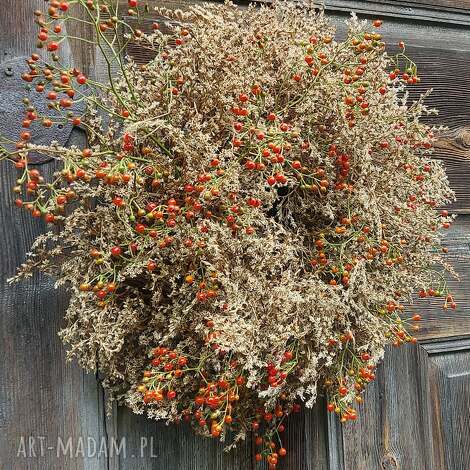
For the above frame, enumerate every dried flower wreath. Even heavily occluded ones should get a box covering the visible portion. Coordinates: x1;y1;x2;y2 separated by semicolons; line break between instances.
2;0;457;466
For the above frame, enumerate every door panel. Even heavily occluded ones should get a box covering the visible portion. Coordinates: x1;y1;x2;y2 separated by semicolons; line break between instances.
422;339;470;470
329;339;470;470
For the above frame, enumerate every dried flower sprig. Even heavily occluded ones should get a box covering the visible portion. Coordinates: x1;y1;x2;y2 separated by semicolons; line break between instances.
1;1;456;467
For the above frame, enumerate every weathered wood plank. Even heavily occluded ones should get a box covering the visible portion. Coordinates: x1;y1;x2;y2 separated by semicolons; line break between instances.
333;19;470;213
332;338;470;470
388;0;470;10
66;4;97;78
395;44;470;214
281;399;329;470
328;0;470;11
325;0;470;26
113;408;254;470
411;215;470;340
0;2;108;470
0;122;109;470
421;338;470;470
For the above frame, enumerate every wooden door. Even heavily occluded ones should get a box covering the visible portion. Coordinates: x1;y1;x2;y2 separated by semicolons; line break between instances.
1;1;469;469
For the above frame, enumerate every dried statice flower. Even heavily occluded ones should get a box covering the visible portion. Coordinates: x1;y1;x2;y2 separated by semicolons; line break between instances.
1;0;456;464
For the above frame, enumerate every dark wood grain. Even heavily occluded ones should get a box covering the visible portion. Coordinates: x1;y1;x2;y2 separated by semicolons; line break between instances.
332;338;470;470
0;0;42;62
66;4;97;77
280;399;329;470
334;343;428;470
0;3;108;470
413;216;470;340
325;0;470;26
336;23;470;214
397;44;470;213
387;0;470;10
421;338;470;470
112;408;254;470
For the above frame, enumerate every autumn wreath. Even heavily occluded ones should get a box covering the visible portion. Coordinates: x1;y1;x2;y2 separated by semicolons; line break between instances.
2;0;457;466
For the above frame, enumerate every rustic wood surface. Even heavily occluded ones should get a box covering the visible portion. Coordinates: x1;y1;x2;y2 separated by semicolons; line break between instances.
1;1;469;470
414;216;470;340
390;0;470;10
0;2;109;470
406;44;470;214
329;337;470;470
324;0;470;26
